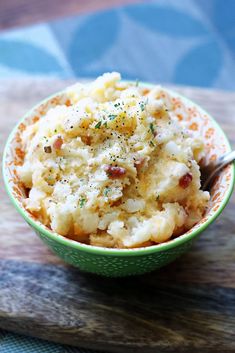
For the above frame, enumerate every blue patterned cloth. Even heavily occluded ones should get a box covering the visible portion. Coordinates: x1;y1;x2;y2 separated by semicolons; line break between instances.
0;330;99;353
1;0;235;352
0;0;234;89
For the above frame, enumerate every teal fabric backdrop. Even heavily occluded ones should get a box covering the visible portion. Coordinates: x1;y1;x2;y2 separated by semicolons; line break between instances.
0;0;234;88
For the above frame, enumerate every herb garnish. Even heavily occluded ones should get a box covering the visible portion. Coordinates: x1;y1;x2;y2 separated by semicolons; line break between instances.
108;114;117;121
79;198;86;208
140;102;145;111
103;187;111;197
150;123;155;135
95;121;102;129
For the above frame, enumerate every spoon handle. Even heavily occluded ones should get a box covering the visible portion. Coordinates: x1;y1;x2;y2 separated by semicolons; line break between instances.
217;150;235;166
203;150;235;191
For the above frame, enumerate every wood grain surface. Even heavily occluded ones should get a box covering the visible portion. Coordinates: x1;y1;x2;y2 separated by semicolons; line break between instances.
0;0;145;31
0;79;235;352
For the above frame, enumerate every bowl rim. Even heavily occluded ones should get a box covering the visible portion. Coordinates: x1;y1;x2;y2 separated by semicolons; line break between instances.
2;81;235;257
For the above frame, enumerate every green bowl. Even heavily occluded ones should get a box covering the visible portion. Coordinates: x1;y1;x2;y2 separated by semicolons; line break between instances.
2;83;235;277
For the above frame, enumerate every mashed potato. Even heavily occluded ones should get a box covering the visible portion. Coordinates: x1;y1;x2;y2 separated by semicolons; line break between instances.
18;72;209;248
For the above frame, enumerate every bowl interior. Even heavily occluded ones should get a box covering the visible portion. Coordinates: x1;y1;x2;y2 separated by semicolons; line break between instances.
3;84;234;253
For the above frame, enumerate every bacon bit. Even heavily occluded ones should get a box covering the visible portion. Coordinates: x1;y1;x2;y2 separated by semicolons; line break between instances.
179;173;193;189
111;199;122;207
44;146;52;153
81;135;91;145
53;136;63;150
104;165;126;179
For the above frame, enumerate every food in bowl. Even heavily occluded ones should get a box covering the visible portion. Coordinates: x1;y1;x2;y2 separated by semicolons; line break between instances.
17;72;210;248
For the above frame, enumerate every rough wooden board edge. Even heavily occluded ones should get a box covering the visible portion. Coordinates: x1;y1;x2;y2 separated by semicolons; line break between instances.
0;259;235;352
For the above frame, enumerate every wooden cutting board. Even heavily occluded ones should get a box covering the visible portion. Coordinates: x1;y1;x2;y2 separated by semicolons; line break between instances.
0;79;235;353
